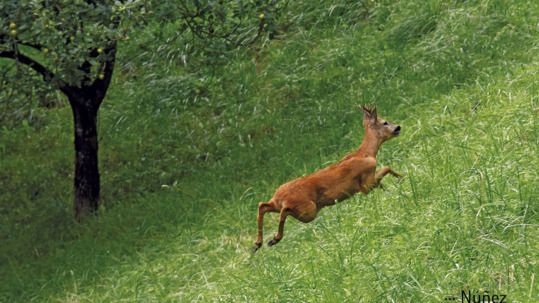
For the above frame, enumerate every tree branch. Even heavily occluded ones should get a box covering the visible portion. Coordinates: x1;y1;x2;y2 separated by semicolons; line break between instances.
90;41;117;108
0;50;77;99
0;50;53;80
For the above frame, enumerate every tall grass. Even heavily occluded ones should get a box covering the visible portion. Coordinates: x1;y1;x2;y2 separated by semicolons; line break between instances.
1;0;537;301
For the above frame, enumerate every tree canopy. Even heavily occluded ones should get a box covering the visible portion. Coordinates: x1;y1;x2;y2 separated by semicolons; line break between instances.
1;0;286;220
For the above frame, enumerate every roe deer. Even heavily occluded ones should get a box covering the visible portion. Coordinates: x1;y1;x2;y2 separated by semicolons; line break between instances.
252;105;403;252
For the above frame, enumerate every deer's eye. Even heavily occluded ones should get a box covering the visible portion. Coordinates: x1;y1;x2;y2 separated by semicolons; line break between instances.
383;122;388;126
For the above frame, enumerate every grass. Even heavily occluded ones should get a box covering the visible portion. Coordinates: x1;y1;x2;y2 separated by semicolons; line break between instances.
1;0;538;302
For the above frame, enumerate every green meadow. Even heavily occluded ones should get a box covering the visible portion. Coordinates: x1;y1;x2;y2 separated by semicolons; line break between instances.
1;0;537;301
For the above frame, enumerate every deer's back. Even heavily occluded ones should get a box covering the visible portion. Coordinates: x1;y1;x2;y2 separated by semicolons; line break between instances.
272;155;377;208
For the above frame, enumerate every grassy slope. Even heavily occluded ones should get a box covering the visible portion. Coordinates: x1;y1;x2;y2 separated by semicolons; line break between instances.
1;0;537;302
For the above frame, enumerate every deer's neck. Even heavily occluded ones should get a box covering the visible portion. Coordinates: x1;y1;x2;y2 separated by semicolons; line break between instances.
356;129;382;158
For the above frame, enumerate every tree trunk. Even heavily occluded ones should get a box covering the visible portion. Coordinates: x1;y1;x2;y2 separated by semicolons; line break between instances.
70;97;100;222
67;42;115;221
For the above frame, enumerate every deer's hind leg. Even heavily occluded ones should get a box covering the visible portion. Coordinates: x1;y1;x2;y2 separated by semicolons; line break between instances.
268;199;318;247
252;200;279;252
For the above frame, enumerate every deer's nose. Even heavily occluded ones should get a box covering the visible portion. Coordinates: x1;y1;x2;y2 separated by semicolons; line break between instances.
395;125;401;132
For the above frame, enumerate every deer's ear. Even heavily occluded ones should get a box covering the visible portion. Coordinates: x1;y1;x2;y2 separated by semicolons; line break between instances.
370;105;378;125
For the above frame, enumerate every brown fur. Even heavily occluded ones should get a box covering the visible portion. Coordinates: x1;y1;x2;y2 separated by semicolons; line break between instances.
252;105;403;252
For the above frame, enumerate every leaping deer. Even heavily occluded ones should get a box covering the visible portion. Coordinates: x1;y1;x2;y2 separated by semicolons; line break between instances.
252;105;403;252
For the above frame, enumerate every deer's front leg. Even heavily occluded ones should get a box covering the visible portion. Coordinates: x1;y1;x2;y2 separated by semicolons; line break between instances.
375;166;403;185
361;166;403;194
388;167;403;179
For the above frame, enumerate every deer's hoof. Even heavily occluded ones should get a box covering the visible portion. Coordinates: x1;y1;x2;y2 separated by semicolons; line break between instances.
252;242;262;253
268;238;280;246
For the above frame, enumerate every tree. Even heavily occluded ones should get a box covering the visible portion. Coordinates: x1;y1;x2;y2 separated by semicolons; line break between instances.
1;0;285;221
1;0;144;221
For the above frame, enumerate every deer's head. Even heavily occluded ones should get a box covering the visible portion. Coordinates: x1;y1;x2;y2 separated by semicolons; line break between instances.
358;105;401;142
